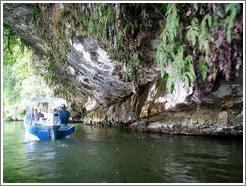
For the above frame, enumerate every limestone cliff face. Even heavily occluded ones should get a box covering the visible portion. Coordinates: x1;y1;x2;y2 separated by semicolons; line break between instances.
3;3;158;118
3;3;243;135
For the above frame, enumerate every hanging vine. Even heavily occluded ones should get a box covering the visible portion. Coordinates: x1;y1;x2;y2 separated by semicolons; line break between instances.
155;3;242;94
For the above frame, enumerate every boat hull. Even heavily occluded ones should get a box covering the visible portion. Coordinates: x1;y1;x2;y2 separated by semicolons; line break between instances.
24;114;75;141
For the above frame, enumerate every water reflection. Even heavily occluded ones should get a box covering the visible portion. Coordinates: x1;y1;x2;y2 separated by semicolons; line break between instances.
3;121;243;183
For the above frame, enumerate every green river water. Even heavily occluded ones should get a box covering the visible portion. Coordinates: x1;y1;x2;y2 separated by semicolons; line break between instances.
3;121;243;183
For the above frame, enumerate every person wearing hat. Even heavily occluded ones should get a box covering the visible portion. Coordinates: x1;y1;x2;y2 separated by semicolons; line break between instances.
58;104;70;125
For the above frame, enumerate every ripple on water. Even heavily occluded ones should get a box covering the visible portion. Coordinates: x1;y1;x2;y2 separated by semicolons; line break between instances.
3;121;243;183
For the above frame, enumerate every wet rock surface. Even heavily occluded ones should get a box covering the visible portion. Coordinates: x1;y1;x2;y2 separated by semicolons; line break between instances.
84;108;243;136
66;37;137;110
4;4;243;136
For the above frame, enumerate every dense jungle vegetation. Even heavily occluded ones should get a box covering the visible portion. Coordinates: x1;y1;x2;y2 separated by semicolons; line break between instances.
3;25;53;119
3;3;242;119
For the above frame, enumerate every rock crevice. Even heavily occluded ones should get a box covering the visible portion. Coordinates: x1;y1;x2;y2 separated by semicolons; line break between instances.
3;3;243;135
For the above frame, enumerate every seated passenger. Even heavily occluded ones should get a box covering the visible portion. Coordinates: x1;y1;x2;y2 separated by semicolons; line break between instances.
53;108;60;126
31;108;35;117
58;104;70;125
34;109;44;121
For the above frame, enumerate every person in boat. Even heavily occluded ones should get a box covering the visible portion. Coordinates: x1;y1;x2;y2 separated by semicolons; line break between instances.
31;108;35;117
33;109;38;120
34;108;44;121
53;108;60;126
58;104;70;125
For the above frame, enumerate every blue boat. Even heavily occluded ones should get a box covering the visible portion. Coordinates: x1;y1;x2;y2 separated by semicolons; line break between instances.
24;97;75;141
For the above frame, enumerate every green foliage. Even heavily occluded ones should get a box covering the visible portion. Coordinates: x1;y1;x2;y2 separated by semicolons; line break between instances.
31;6;41;25
186;18;199;46
156;4;196;93
3;25;53;119
198;13;213;51
60;10;70;18
199;63;208;81
156;4;179;79
3;26;27;105
122;52;140;81
185;14;213;81
165;74;175;93
31;4;144;82
80;4;116;43
182;55;196;86
77;4;144;81
185;4;240;83
155;74;167;99
225;4;240;43
156;3;241;94
165;4;179;42
161;4;168;12
165;47;195;93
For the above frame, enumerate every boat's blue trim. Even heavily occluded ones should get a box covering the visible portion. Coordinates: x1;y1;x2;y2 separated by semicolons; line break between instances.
24;113;75;141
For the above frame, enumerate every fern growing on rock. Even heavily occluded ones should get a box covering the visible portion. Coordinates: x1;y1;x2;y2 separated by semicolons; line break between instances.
156;3;242;94
156;4;196;93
